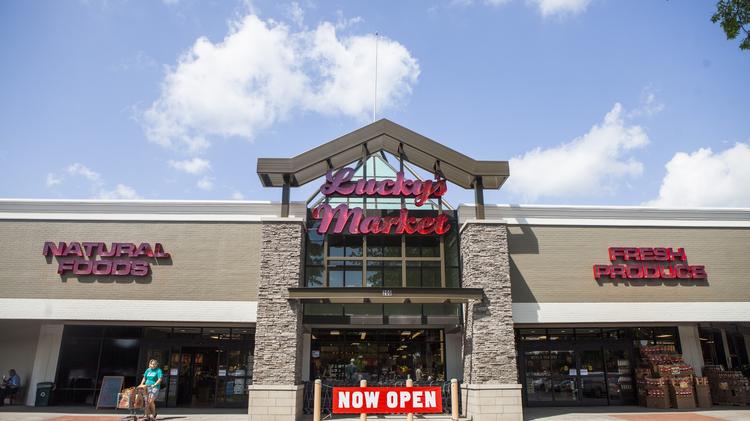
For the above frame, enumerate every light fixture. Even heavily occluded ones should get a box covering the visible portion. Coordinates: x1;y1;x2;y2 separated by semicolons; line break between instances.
401;331;411;336
361;332;367;340
411;331;423;339
656;334;673;338
331;330;340;335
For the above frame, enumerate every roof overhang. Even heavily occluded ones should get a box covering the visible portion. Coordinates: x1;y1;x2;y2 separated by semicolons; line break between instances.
288;287;484;304
257;119;509;190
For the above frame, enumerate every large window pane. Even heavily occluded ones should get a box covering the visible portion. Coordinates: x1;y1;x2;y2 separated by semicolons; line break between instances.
328;260;344;287
306;228;324;265
366;263;383;287
345;236;363;257
345;261;362;287
306;266;324;287
406;261;440;287
406;236;439;257
383;261;402;287
367;236;401;258
444;228;459;267
421;262;441;287
445;267;460;288
304;304;344;316
328;235;345;257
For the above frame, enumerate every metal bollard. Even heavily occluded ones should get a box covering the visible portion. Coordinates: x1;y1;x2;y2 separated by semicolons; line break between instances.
313;379;321;421
451;378;459;421
360;379;367;421
406;377;413;421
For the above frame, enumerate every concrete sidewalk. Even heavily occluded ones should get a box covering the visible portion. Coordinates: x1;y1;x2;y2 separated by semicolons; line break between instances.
524;406;750;421
2;407;750;421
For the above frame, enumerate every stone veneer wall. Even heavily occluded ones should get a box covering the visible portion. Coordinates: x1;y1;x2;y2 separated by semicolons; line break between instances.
460;220;522;421
249;219;305;421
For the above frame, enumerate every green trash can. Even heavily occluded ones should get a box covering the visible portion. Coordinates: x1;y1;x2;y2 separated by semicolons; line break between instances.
35;382;54;406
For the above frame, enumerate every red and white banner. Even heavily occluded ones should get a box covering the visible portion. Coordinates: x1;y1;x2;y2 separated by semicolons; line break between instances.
332;386;443;414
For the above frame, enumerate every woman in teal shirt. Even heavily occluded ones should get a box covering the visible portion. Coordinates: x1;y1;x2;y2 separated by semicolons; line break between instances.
138;359;162;420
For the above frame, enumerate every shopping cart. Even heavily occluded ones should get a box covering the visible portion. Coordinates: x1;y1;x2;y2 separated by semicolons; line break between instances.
117;386;148;421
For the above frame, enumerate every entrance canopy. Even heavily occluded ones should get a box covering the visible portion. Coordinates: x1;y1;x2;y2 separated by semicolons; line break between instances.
256;119;509;218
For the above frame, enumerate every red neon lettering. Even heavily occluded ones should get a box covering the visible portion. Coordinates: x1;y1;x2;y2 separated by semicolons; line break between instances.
312;204;451;236
593;265;610;279
690;265;707;279
670;247;687;261
319;168;448;207
43;242;67;257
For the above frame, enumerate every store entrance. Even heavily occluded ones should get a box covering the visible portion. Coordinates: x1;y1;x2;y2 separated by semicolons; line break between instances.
177;347;217;407
310;328;447;384
519;328;637;407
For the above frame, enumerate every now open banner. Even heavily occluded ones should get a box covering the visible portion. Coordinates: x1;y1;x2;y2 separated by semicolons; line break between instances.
332;386;443;414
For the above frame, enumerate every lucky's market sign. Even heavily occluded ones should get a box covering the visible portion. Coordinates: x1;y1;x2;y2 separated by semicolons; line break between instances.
311;167;451;236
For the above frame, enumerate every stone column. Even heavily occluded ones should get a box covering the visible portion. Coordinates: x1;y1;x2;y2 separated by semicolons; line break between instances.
249;218;305;421
460;220;523;421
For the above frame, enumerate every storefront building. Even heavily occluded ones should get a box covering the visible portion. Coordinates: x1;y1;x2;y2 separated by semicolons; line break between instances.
1;120;749;421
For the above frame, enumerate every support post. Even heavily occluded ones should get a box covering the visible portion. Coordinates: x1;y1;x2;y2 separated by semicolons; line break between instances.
451;378;459;421
360;379;367;421
313;379;321;421
281;175;291;217
474;176;485;220
460;221;522;421
406;377;413;421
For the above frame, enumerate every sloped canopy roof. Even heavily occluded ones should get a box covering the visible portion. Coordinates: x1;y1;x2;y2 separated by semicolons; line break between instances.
256;119;509;190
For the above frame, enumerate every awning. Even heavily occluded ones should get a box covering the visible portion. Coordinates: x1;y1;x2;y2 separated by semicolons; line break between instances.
287;287;483;304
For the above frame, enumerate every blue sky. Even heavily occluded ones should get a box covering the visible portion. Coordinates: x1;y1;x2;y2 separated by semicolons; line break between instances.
1;0;749;207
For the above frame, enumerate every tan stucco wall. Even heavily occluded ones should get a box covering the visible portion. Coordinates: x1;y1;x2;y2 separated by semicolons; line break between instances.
508;225;750;303
0;220;260;301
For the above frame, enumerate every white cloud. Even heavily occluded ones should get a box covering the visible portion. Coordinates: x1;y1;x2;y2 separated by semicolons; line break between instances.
645;143;750;208
168;158;211;174
142;13;419;150
46;173;62;188
231;191;245;200
506;103;649;201
529;0;591;17
628;86;665;118
286;2;304;27
99;184;141;200
197;176;214;191
67;163;102;183
61;163;141;199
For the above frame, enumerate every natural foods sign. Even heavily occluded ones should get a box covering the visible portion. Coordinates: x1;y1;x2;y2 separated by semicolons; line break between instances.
43;241;170;277
593;247;707;281
332;386;442;414
311;167;451;236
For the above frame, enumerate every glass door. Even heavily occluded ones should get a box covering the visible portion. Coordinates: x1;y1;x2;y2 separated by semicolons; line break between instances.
550;350;577;403
523;350;552;403
578;348;608;405
604;347;635;404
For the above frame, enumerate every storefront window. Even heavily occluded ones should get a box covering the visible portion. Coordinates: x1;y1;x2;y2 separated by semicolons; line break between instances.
55;326;254;408
310;329;446;384
304;209;459;288
699;327;726;367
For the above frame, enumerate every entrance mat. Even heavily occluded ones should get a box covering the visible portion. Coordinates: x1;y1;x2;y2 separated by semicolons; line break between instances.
45;417;121;421
613;414;729;421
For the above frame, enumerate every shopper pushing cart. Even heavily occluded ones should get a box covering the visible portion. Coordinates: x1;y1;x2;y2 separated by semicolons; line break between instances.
137;358;163;420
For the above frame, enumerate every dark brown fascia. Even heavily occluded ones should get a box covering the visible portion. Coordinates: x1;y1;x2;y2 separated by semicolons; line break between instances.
287;287;484;304
257;119;509;190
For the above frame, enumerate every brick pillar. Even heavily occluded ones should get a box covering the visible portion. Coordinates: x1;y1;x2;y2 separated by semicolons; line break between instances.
249;218;305;421
460;220;522;421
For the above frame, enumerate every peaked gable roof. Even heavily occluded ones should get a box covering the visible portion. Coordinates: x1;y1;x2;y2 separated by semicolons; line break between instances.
256;119;509;190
